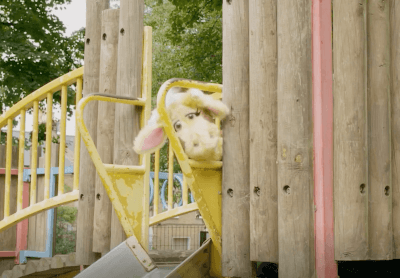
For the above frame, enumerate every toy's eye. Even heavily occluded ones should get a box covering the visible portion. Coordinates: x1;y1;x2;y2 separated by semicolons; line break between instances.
174;121;182;131
187;110;200;120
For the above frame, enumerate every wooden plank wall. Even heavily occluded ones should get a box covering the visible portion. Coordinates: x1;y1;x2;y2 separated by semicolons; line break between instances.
333;0;400;261
367;0;391;260
391;0;400;259
276;0;314;277
76;0;109;266
92;8;119;255
110;0;144;249
221;0;251;277
249;0;278;264
333;0;368;260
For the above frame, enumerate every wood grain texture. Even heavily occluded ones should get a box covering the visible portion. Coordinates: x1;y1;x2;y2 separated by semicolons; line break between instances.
367;0;392;260
277;0;314;277
333;0;368;261
0;145;18;251
249;0;278;263
76;0;109;265
92;8;119;254
111;0;144;248
390;0;400;259
222;0;251;277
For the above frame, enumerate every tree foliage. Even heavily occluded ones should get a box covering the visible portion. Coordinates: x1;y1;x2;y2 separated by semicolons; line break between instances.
55;206;77;255
0;0;84;114
145;0;222;101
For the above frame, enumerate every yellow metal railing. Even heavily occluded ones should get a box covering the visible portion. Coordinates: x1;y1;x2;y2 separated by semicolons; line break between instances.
148;87;224;227
0;67;83;232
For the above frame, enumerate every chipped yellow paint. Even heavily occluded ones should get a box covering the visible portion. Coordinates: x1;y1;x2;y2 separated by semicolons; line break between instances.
295;154;302;163
282;147;287;159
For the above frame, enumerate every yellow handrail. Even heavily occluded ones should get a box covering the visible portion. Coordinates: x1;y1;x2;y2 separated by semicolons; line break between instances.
0;67;84;233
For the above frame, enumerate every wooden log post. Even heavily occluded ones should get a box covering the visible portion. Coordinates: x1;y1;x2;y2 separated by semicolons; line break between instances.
222;0;251;277
92;8;120;255
111;0;144;249
367;0;392;260
390;0;400;258
76;0;109;265
277;0;314;277
333;0;368;260
249;0;278;263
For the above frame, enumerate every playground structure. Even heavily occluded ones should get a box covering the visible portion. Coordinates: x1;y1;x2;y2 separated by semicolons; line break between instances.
0;0;400;277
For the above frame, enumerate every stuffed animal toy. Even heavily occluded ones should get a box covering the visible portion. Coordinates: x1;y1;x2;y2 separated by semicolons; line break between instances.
133;87;229;161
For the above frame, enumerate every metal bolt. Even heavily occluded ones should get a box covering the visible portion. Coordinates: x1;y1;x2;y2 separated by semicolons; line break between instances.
227;188;233;197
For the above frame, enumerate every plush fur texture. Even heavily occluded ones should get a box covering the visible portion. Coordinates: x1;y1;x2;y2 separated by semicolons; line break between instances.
133;87;229;161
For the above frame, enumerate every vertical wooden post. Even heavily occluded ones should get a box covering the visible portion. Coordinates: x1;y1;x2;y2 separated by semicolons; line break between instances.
76;0;109;265
92;8;120;254
333;0;368;260
249;0;278;263
222;0;251;277
277;0;313;277
390;0;400;258
312;0;336;276
367;0;392;260
111;0;144;249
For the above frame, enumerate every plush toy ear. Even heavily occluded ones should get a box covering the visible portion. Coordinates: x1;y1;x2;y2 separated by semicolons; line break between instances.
133;111;168;154
185;89;230;120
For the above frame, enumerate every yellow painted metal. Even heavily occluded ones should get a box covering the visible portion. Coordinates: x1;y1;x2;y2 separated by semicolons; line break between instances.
153;150;160;215
17;109;26;211
141;26;152;249
4;118;13;217
44;93;53;200
0;67;83;234
104;164;146;174
58;85;68;195
155;79;224;272
149;202;199;226
30;100;39;205
0;190;79;232
76;96;150;250
73;77;83;191
168;143;174;210
0;67;84;130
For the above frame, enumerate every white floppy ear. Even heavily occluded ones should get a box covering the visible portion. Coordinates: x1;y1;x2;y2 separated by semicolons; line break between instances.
187;89;230;120
133;111;168;154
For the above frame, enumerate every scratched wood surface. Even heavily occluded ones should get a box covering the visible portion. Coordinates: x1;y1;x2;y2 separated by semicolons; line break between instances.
92;8;119;255
367;0;392;260
391;0;400;259
249;0;278;264
76;0;109;265
111;0;144;249
222;0;252;277
276;0;314;277
333;0;368;261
